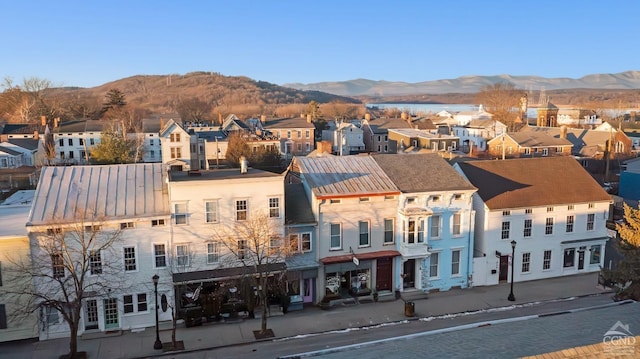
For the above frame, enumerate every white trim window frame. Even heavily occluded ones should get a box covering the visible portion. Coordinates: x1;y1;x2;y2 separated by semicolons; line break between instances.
175;244;190;267
452;212;462;236
173;202;188;225
123;246;137;272
123;293;148;315
359;220;370;247
269;197;280;218
207;242;220;264
451;249;461;277
384;218;394;244
89;250;102;275
204;200;219;224
330;223;342;250
430;215;441;239
153;243;167;268
429;252;440;279
543;250;552;270
235;199;248;221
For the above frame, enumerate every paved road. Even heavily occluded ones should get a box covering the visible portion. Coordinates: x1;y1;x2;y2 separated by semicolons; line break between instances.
292;301;640;359
162;294;636;359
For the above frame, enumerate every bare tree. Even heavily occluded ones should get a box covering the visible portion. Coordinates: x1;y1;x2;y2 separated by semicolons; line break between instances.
475;83;525;131
2;215;124;359
213;212;293;336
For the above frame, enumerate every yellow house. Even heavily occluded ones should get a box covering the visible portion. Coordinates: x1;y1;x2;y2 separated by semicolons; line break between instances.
0;190;38;342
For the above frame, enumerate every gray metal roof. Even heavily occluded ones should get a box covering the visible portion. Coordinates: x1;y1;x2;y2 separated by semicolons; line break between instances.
7;138;39;150
262;117;315;129
296;156;399;198
372;153;477;193
168;167;282;182
28;163;170;226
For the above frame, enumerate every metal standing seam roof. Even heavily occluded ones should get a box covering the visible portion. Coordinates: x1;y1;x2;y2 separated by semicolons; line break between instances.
296;156;399;198
27;163;170;226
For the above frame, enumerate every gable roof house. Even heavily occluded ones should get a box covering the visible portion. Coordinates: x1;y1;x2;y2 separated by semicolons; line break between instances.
361;117;414;154
258;116;316;159
321;120;365;155
450;119;508;154
372;153;477;293
160;119;200;171
521;126;634;176
0;145;24;169
1;138;39;167
295;156;401;303
26;163;172;340
486;131;573;159
455;157;612;286
388;128;459;154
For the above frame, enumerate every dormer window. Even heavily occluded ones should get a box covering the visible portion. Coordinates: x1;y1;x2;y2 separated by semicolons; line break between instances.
406;197;416;204
453;194;463;200
432;195;441;202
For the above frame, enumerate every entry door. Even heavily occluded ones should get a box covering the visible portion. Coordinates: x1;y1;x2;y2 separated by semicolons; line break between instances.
84;299;99;330
103;298;119;330
499;255;509;282
376;257;392;291
578;251;585;270
403;259;416;289
302;278;313;303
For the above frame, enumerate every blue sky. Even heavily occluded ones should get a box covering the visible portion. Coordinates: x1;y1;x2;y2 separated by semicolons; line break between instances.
2;1;639;88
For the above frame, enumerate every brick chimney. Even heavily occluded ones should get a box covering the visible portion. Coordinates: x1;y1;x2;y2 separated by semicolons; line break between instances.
560;125;567;139
401;112;408;120
261;115;266;123
365;113;371;121
54;117;60;128
307;114;312;123
33;131;39;140
41;116;46;126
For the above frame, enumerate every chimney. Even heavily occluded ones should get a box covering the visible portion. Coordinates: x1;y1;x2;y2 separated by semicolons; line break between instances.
300;113;305;118
401;112;408;120
218;113;223;125
307;114;312;123
41;116;46;126
560;125;567;139
365;113;371;121
160;118;165;130
240;156;248;174
33;131;39;140
260;115;266;123
54;117;60;128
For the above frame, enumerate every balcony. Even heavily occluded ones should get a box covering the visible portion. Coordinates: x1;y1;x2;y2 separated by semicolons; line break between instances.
399;242;431;259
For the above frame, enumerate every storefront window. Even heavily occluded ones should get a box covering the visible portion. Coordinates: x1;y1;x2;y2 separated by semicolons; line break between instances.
325;272;341;296
349;269;370;296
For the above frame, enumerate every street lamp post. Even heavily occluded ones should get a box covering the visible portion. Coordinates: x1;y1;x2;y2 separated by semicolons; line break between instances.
508;240;516;302
152;274;162;350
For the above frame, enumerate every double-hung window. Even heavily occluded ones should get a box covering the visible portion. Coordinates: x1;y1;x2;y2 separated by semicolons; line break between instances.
124;247;137;271
587;213;595;231
545;218;554;235
430;215;441;239
384;219;394;244
176;244;189;266
359;221;370;247
52;252;65;279
543;250;552;270
154;244;167;268
236;200;248;221
89;250;102;275
566;215;574;233
452;213;462;236
451;250;461;276
205;201;218;223
330;223;342;250
207;242;220;264
501;221;510;239
430;253;439;278
523;219;532;237
174;203;187;225
522;252;531;273
269;198;280;218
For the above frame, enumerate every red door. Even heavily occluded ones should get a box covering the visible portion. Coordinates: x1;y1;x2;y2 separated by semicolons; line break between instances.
376;257;392;291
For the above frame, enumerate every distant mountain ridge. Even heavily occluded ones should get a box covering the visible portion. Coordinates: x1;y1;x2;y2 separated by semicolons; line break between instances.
284;71;640;97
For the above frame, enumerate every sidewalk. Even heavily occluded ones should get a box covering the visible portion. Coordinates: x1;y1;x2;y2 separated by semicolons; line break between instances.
0;272;611;359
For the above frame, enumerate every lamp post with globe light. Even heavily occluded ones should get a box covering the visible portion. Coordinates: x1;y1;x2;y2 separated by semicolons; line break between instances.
153;274;162;350
508;240;516;302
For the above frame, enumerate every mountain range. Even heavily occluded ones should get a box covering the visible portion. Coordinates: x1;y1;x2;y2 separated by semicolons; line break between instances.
284;71;640;97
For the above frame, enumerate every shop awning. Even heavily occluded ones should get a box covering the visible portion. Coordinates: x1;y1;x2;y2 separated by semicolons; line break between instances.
172;262;286;284
320;250;401;265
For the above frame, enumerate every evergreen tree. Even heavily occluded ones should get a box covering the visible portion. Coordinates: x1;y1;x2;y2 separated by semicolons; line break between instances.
602;203;640;301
